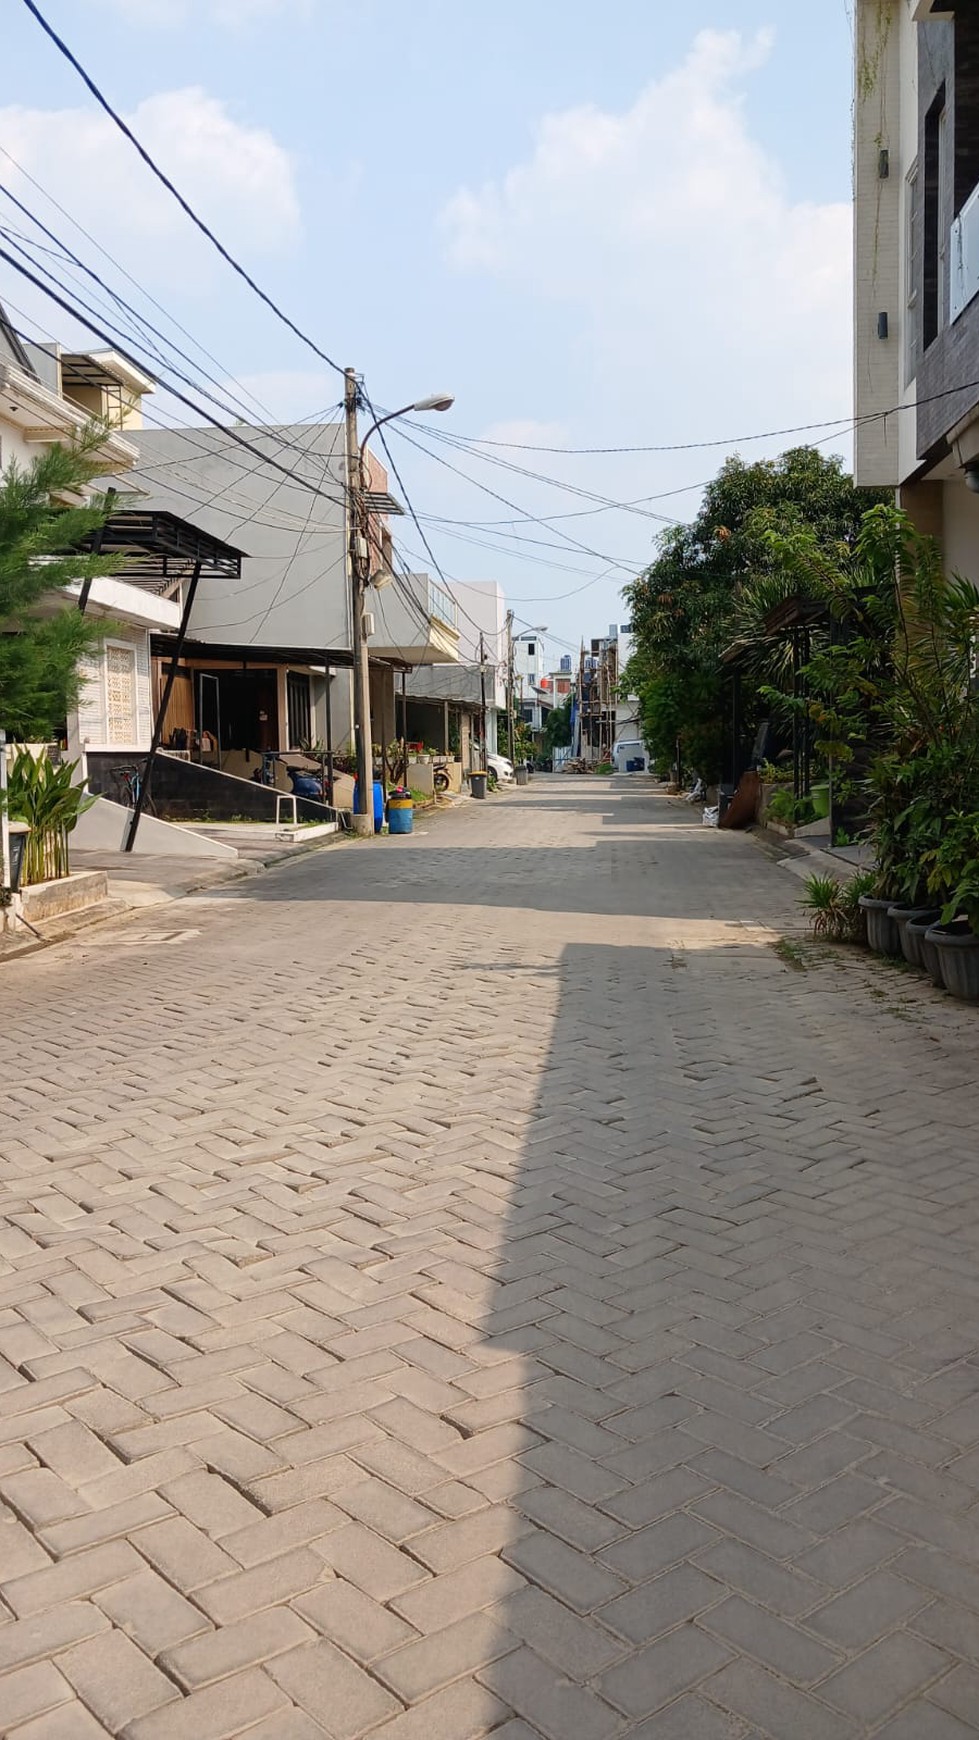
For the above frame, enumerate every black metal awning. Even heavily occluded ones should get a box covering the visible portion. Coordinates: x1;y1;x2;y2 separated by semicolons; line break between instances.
149;636;354;669
78;510;245;593
762;594;828;636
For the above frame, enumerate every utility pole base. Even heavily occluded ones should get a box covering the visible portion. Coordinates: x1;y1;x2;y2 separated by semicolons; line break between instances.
350;813;374;838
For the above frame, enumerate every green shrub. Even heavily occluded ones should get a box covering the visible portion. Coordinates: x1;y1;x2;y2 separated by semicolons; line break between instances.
800;868;876;944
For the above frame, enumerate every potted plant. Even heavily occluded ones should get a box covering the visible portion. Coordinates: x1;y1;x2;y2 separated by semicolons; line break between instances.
922;810;979;1000
7;750;93;885
801;868;877;945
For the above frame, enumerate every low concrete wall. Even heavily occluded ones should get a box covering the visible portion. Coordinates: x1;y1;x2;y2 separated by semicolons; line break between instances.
22;870;108;922
406;760;463;796
85;753;338;827
73;797;238;859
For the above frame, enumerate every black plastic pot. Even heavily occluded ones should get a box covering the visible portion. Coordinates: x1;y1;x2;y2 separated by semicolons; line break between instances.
888;905;941;970
859;895;901;957
927;921;979;1002
907;913;945;986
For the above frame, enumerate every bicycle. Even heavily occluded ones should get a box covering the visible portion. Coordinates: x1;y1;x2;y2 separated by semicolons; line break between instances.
111;762;157;816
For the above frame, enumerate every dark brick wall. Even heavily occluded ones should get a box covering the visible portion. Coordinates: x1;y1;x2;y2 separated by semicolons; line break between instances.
917;16;979;458
86;752;337;824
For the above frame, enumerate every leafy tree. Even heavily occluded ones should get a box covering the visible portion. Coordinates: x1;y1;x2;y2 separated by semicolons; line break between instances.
0;436;120;739
542;694;572;751
623;448;890;778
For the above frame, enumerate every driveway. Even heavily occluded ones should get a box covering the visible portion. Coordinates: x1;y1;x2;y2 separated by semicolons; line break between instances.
1;778;978;1738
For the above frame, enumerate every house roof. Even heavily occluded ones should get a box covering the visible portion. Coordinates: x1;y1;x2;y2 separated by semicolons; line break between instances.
0;300;38;380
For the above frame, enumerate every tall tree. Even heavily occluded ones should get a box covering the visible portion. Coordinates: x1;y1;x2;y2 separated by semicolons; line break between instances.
623;448;890;778
0;436;119;738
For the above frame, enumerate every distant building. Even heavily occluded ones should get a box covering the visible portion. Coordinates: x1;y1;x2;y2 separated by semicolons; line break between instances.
574;623;641;763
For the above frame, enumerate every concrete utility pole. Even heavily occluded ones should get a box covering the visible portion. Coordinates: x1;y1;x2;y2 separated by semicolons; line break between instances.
346;382;455;827
345;367;374;837
505;610;515;763
478;633;487;768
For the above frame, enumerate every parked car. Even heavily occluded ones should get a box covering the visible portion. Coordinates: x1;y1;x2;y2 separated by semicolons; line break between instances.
612;739;650;774
486;753;514;787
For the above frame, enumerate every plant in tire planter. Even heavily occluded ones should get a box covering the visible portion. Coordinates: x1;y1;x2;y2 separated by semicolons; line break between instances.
894;907;942;969
912;918;947;988
921;811;979;1000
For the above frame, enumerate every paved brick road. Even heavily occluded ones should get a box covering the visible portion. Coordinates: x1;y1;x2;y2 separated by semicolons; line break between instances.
2;778;979;1738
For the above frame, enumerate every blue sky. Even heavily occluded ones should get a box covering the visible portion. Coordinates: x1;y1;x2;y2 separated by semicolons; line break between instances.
3;0;855;653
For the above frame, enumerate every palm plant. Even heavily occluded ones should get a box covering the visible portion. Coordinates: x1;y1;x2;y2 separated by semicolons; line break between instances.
7;750;93;884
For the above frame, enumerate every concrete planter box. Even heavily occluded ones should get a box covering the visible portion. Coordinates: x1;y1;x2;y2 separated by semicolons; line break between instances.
21;870;108;923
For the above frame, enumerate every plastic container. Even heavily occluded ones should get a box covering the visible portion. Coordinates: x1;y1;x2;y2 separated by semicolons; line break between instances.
470;772;487;800
810;782;830;821
928;921;979;1001
515;767;529;787
889;905;940;969
387;796;413;835
859;895;901;956
353;779;386;832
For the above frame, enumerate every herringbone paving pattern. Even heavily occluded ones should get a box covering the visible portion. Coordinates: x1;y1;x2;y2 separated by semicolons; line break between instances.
2;779;979;1737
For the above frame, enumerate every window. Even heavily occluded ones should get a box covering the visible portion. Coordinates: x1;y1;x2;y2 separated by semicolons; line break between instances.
525;640;536;656
286;671;311;749
105;644;138;745
924;89;947;349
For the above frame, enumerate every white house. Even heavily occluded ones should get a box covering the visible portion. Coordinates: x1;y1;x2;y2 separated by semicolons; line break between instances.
125;422;460;782
0;304;178;762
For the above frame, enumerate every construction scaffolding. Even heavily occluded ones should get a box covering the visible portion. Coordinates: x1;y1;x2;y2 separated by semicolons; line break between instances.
577;634;619;764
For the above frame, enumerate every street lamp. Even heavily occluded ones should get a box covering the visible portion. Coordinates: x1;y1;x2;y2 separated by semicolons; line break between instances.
359;394;455;471
344;373;454;835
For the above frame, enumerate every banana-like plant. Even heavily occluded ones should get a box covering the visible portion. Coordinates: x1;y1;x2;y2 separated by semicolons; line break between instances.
6;750;93;885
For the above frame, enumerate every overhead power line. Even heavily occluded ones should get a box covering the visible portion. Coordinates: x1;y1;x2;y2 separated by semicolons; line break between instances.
20;0;346;379
0;242;355;514
0;182;291;431
0;140;284;428
0;221;348;482
403;413;856;457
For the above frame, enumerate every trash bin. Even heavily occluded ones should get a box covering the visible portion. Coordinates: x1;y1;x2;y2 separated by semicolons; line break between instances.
470;772;487;800
515;766;529;787
353;779;386;832
387;793;414;835
6;821;28;892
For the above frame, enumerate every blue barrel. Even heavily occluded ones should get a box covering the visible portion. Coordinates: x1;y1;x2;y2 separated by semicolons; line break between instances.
388;798;414;835
353;780;386;832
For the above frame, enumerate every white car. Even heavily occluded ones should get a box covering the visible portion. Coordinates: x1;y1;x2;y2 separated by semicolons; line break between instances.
486;754;514;787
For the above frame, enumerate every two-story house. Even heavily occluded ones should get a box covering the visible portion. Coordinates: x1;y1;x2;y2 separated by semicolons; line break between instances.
126;422;460;796
854;1;979;574
0;301;183;763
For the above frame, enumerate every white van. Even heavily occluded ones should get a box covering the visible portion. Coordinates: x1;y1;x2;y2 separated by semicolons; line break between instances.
613;740;649;774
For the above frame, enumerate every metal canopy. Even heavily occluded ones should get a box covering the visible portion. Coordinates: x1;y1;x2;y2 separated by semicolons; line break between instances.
762;594;828;636
150;635;355;669
79;510;245;592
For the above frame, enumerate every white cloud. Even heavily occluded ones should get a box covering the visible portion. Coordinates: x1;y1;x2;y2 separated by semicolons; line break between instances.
441;28;851;447
0;87;300;301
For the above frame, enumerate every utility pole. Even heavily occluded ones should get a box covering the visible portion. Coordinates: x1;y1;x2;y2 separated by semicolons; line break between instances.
478;633;487;769
505;610;515;763
345;367;374;836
